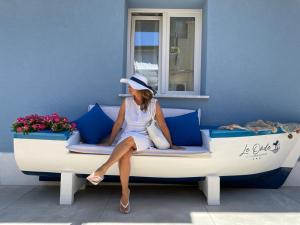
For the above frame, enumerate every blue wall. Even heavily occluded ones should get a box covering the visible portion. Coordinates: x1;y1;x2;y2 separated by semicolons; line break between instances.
204;0;300;124
1;0;300;152
0;0;127;152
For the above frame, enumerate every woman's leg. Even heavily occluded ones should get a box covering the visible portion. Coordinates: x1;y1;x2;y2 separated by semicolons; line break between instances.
118;151;132;204
93;136;136;177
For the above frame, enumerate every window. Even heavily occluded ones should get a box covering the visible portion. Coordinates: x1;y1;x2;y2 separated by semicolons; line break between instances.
126;9;202;97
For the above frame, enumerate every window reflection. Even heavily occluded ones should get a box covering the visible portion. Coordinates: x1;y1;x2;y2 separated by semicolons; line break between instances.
134;20;160;91
169;17;195;92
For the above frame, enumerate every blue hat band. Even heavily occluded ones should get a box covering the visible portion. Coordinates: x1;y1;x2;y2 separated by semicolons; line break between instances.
130;77;157;95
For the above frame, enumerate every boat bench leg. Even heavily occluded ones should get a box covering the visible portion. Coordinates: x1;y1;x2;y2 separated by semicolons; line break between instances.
198;175;220;205
60;171;86;205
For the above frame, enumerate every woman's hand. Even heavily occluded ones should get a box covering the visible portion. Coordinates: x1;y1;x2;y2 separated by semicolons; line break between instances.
170;144;185;150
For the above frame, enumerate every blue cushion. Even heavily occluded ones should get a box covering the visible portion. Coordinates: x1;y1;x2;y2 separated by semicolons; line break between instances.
165;110;202;146
73;103;114;144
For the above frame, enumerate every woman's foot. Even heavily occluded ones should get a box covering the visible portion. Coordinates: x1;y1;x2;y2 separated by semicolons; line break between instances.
93;169;106;178
86;169;106;185
120;189;130;214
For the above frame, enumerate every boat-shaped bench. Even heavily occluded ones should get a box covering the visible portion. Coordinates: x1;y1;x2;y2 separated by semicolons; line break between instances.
13;104;300;206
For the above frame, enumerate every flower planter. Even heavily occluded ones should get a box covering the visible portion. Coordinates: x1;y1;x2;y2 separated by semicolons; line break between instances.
12;129;72;140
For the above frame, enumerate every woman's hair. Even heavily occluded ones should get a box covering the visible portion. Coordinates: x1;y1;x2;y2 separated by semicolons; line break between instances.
138;89;153;112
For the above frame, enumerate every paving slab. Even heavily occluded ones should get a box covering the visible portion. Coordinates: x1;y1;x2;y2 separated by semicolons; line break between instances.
204;188;300;225
0;185;300;225
83;223;191;225
0;185;35;211
99;185;213;224
279;187;300;205
0;224;70;225
0;185;111;223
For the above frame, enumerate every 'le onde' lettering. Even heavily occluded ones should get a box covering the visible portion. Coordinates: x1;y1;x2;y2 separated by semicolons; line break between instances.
240;140;280;159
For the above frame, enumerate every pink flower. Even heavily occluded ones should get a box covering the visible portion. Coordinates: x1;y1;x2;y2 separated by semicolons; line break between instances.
13;112;75;133
35;124;42;130
16;117;25;123
45;116;51;122
17;127;23;132
17;117;24;122
52;112;60;117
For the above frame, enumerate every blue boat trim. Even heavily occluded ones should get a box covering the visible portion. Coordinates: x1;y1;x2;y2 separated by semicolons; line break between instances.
12;130;72;140
201;126;285;138
12;127;286;140
22;167;292;188
21;171;61;181
220;167;292;189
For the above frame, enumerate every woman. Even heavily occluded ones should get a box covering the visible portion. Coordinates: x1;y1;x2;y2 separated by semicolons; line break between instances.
86;73;184;214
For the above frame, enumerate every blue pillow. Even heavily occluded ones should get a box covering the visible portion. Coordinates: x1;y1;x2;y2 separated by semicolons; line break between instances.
165;110;202;146
73;103;114;144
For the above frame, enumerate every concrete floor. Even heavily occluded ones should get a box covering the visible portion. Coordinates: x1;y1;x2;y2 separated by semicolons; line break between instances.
0;184;300;225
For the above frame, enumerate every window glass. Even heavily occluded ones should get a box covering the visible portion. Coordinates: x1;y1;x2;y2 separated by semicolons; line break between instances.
133;19;160;91
169;17;195;92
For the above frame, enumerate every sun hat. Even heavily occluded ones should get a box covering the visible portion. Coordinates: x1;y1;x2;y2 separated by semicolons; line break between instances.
120;73;157;95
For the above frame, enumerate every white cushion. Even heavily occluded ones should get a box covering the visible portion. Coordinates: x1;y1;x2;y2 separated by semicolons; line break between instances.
67;144;209;157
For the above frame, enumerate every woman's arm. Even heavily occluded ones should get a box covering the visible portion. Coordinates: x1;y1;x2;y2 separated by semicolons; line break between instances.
98;99;125;145
154;101;185;150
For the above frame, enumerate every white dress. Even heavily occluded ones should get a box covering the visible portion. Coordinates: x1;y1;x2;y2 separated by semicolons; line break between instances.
116;96;157;151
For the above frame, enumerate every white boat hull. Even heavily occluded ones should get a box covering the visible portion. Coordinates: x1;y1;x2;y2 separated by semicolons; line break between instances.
13;129;300;188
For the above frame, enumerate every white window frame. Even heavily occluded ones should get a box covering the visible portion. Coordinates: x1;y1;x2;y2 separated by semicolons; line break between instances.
126;8;203;98
129;16;163;94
